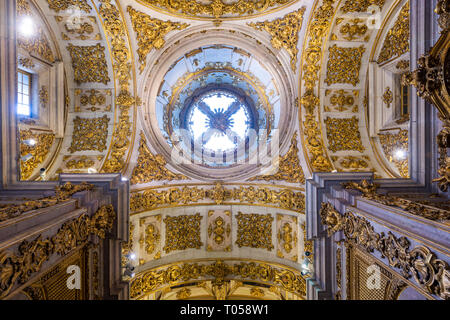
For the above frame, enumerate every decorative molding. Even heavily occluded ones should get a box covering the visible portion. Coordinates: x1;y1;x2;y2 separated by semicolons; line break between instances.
207;210;232;252
325;116;365;152
163;214;203;253
68;115;110;153
248;7;306;71
130;259;306;299
98;0;138;174
382;87;393;108
130;183;305;214
0;182;93;222
377;1;410;64
136;0;297;20
299;0;336;172
130;132;187;185
343;180;450;221
0;205;115;299
127;7;189;73
235;212;273;251
248;132;305;184
339;19;368;41
319;202;449;299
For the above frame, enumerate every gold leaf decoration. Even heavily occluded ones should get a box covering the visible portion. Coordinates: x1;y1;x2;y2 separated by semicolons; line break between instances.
235;212;273;251
299;0;336;172
325;116;365;152
46;0;92;13
130;184;305;214
98;0;136;174
341;0;385;13
249;131;305;184
127;7;189;73
137;0;295;19
325;45;366;86
377;1;410;64
130;259;306;299
130;132;187;185
20;130;55;180
68;115;110;153
248;7;306;71
163;214;203;253
67;44;110;84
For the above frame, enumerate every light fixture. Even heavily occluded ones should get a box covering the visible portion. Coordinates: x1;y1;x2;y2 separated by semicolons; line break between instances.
121;176;128;182
300;251;314;277
394;149;406;160
123;262;135;279
18;16;36;38
87;167;97;174
129;252;136;261
24;139;37;146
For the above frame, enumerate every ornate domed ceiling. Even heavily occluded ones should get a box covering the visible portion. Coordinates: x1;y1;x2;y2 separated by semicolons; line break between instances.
11;0;412;300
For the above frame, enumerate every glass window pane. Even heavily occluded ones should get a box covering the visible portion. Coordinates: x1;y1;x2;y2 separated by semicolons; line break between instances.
18;94;23;104
23;95;29;105
22;74;29;85
22;85;29;95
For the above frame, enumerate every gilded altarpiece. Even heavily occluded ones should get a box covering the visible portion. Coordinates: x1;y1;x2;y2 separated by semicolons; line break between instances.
206;210;232;252
276;214;298;262
138;215;162;264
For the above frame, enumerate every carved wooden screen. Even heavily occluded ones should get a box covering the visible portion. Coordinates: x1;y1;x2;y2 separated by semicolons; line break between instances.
21;248;88;300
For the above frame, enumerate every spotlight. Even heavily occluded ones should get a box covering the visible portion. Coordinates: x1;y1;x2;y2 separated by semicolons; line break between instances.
87;167;97;174
18;16;35;38
300;256;314;277
129;252;136;261
394;149;406;160
123;263;135;278
24;139;36;146
121;176;128;182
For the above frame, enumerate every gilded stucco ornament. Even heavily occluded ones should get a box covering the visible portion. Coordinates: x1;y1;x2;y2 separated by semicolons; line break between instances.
249;132;305;184
299;0;336;172
382;87;393;108
137;0;296;20
130;259;306;299
19;130;55;180
377;1;410;64
325;45;365;86
67;44;110;84
98;0;137;174
319;202;449;299
46;0;92;13
340;0;385;13
130;132;187;184
248;7;306;71
68;115;110;153
235;212;274;251
127;7;189;73
0;204;115;299
130;184;305;213
17;0;55;63
339;19;368;41
325;116;365;152
163;214;203;253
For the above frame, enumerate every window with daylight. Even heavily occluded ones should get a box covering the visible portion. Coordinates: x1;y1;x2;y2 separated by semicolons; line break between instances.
186;90;252;152
17;69;32;117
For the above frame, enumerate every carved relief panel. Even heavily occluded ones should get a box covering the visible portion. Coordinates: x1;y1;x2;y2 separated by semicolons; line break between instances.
138;215;162;264
206;210;232;252
276;214;298;262
73;89;113;113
